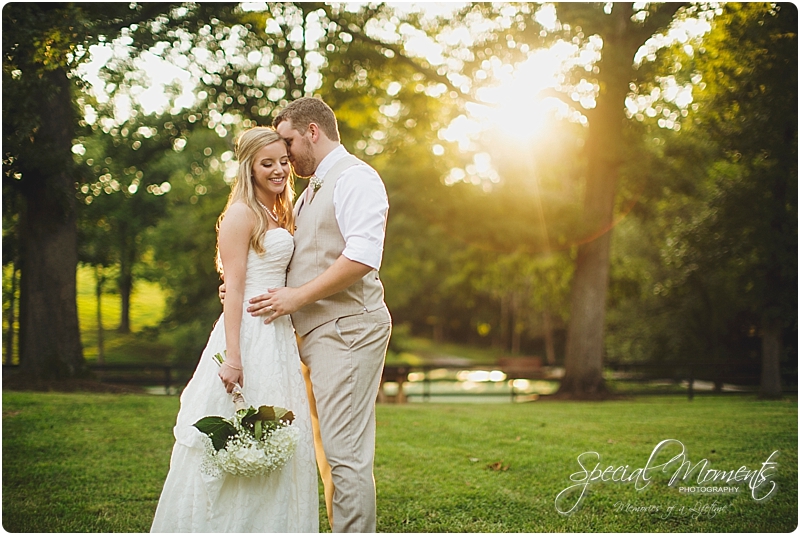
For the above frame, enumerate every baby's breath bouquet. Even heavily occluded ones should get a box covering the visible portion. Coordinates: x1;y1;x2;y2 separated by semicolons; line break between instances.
194;352;299;477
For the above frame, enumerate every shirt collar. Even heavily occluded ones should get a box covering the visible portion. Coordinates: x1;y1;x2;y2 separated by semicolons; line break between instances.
313;144;348;181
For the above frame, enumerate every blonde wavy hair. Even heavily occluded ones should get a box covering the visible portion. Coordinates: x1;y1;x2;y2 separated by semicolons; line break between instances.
216;127;295;274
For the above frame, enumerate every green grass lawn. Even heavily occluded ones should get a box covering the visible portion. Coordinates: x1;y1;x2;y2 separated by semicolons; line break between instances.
2;392;796;532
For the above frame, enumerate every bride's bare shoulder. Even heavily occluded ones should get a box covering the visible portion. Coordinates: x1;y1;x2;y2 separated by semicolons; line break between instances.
219;202;255;232
225;201;257;219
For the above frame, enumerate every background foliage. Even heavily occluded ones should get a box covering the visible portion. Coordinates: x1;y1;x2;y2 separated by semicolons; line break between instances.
2;3;796;393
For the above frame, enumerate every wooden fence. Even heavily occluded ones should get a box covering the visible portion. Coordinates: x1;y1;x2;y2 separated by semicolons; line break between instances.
3;359;795;401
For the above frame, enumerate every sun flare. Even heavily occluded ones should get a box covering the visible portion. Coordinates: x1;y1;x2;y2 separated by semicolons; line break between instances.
471;45;575;143
441;41;585;157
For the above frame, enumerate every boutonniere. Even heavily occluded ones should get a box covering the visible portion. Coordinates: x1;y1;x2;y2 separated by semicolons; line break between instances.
309;175;323;192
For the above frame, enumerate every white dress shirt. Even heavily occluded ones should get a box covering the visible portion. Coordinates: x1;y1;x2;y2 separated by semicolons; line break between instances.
312;145;389;271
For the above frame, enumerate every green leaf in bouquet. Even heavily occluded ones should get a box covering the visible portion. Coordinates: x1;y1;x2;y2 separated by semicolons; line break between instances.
193;416;237;451
240;405;294;432
274;407;295;423
254;420;263;440
237;406;258;419
243;405;276;426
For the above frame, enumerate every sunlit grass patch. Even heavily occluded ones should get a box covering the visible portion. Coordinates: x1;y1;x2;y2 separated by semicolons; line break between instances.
76;265;170;364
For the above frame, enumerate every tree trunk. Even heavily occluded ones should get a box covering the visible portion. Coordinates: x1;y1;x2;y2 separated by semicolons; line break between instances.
95;266;105;364
511;323;521;355
711;308;723;392
432;321;444;343
561;230;614;395
558;5;640;398
543;309;556;365
510;295;521;355
18;68;86;380
759;314;782;399
559;111;621;395
499;294;510;352
5;263;19;365
118;273;132;333
117;235;135;333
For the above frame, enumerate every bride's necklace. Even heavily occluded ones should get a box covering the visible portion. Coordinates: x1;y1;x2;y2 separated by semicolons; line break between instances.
256;198;278;222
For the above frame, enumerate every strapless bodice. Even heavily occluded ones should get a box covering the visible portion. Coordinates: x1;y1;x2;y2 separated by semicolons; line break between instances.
243;228;294;300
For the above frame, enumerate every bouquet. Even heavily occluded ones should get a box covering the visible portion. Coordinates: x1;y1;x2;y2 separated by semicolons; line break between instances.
194;352;299;477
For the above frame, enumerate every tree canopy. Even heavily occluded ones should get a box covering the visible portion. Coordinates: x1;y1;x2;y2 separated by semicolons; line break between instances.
3;2;795;396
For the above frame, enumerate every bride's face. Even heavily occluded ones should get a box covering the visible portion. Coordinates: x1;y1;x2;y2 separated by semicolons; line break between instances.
251;141;290;200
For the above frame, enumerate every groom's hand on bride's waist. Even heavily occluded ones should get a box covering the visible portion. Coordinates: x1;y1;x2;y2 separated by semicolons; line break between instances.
248;287;303;324
246;257;371;324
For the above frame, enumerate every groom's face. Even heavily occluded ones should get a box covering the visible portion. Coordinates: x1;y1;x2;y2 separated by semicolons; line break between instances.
276;120;317;178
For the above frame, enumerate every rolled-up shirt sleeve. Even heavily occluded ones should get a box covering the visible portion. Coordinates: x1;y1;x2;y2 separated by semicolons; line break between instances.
333;164;389;271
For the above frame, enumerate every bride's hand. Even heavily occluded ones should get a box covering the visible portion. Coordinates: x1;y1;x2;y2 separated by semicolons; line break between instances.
218;360;243;393
218;280;226;304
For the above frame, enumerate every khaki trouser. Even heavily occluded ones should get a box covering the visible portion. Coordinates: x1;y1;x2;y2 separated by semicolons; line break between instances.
299;306;391;533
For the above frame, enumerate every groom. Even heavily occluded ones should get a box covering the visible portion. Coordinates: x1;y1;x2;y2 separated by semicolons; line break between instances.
249;97;391;533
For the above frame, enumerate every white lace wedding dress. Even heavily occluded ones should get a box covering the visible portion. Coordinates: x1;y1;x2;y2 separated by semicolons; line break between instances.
151;228;318;533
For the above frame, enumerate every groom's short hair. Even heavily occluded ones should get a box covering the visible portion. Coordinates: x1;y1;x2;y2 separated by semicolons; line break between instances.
273;97;340;142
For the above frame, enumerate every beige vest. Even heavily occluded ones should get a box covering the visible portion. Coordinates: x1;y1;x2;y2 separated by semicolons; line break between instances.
288;154;386;336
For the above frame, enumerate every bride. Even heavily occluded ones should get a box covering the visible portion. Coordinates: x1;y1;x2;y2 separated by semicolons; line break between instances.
151;127;319;533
